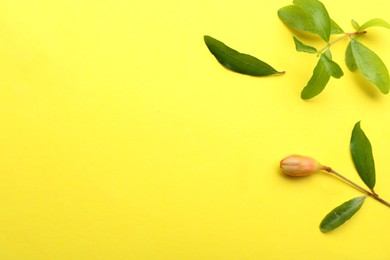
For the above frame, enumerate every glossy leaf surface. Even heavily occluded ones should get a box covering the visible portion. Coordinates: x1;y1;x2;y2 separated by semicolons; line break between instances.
293;37;318;54
278;4;340;36
293;0;331;41
320;54;343;78
301;58;330;99
320;196;366;233
278;5;315;33
358;18;390;31
204;36;284;76
350;40;390;94
350;122;376;189
345;41;358;72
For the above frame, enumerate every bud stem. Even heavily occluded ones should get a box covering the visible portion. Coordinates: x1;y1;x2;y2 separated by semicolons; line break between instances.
323;166;390;208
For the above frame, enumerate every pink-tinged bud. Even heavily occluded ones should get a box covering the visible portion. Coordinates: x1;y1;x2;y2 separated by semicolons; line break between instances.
280;155;323;176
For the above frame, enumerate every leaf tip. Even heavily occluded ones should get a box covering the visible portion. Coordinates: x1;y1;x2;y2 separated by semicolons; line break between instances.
319;226;328;233
300;92;311;100
353;121;364;133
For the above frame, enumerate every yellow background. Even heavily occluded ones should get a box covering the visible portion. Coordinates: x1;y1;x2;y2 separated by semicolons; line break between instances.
1;0;390;259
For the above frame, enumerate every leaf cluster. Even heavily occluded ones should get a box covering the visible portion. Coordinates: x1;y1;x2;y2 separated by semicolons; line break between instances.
279;0;390;99
204;0;390;100
320;122;379;233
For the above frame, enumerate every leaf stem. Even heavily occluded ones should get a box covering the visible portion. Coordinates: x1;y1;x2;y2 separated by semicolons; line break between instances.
322;166;390;208
317;31;367;55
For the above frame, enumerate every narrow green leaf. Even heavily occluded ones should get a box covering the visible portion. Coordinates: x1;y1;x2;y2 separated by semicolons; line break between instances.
358;18;390;31
293;37;318;54
293;0;331;41
320;196;366;233
320;54;344;78
350;121;376;189
278;5;315;34
345;41;358;72
330;19;344;34
350;40;390;94
301;58;330;99
351;19;360;31
204;36;284;76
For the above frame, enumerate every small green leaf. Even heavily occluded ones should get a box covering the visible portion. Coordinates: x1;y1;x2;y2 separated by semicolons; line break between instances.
278;5;316;34
351;19;360;31
301;58;330;99
358;18;390;31
330;19;344;34
320;196;366;233
320;54;344;78
293;37;318;54
204;36;284;76
345;41;358;72
350;121;376;189
350;40;390;94
293;0;331;41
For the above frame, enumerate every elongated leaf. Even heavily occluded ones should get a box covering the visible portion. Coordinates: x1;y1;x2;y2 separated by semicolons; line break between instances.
320;196;366;233
293;0;331;41
358;18;390;31
320;54;343;78
350;40;390;94
293;37;318;54
204;36;284;76
330;19;344;34
278;5;315;33
350;122;376;189
345;41;358;72
301;58;330;99
351;19;360;31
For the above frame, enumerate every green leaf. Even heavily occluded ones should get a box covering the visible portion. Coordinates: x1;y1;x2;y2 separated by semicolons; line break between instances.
345;41;358;72
358;18;390;31
350;40;390;94
278;3;339;37
351;19;360;31
320;196;366;233
293;37;318;54
293;0;331;41
350;121;376;189
301;58;330;99
204;36;284;76
320;54;344;78
330;19;344;34
278;5;316;34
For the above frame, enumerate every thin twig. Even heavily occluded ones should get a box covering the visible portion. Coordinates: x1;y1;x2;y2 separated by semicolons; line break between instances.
322;166;390;208
317;31;367;54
